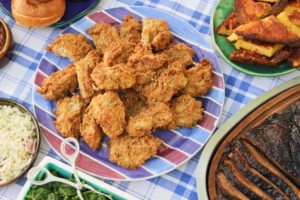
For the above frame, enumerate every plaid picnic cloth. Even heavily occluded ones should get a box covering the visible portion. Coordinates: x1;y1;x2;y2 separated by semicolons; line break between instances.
0;0;299;199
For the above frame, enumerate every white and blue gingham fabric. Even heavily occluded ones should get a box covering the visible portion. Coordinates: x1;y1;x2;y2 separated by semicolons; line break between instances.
0;0;299;199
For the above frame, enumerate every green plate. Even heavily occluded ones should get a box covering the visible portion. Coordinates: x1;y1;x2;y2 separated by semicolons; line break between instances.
211;0;297;76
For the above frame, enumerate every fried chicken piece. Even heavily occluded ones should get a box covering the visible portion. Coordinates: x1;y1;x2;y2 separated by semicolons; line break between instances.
80;107;103;151
91;63;136;91
230;49;290;67
141;18;173;51
235;0;271;25
136;61;187;104
170;94;204;128
217;11;238;36
47;34;93;61
54;95;85;138
160;43;194;66
288;47;300;68
38;64;78;101
126;102;173;136
108;134;162;169
120;14;142;44
74;50;102;100
103;40;135;66
120;89;147;119
88;92;126;138
87;23;120;55
182;59;213;97
128;43;166;84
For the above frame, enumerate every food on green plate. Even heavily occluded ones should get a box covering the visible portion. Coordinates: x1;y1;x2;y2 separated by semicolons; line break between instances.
0;105;37;185
215;101;300;199
217;0;300;68
38;14;214;169
25;169;112;200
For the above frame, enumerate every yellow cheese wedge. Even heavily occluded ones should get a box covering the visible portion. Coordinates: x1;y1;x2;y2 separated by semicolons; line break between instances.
227;33;240;42
283;2;300;13
277;11;300;38
234;39;284;57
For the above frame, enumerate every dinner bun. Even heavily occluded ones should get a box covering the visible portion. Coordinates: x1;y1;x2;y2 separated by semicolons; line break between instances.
12;0;66;27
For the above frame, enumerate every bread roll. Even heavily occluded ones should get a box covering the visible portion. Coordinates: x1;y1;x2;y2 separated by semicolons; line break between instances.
12;0;66;27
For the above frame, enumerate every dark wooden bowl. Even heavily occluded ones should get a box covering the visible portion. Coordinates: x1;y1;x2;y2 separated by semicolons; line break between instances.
196;77;300;200
0;98;41;187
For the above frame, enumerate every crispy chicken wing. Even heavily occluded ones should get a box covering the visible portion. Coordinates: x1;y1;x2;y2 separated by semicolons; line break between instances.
87;23;120;55
108;134;162;169
91;63;136;91
128;43;166;85
120;89;147;119
120;14;142;44
141;18;173;51
88;92;126;138
47;33;93;61
38;64;78;101
182;59;213;97
54;95;85;138
160;43;194;66
80;107;103;151
103;40;135;66
126;102;173;136
74;50;102;100
170;94;203;128
136;61;187;104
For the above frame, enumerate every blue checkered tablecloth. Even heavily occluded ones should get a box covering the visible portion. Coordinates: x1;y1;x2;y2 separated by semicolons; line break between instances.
0;0;299;199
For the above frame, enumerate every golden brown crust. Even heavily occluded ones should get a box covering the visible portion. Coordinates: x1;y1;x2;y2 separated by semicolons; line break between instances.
103;40;135;67
74;50;102;100
12;0;65;27
38;64;78;101
120;89;147;119
235;0;271;25
269;0;288;16
80;107;103;151
108;134;162;169
54;95;85;138
230;49;290;66
120;14;142;45
217;11;238;36
235;16;300;45
182;59;213;97
88;92;126;138
91;63;136;91
135;61;187;104
170;94;204;128
160;43;195;66
47;34;93;62
288;47;300;67
141;18;173;51
87;23;120;55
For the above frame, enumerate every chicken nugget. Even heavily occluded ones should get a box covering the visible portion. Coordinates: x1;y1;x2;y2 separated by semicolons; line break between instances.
161;43;194;66
128;43;166;85
108;134;162;169
170;94;203;128
136;61;187;104
141;18;173;51
120;14;142;44
120;89;147;119
38;64;78;101
103;40;135;66
47;33;93;61
126;102;173;136
87;23;120;55
182;59;213;97
80;107;103;151
54;95;85;138
89;92;126;138
91;63;136;91
74;50;102;100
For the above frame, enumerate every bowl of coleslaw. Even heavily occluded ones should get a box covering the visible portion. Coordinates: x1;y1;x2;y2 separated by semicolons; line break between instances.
0;98;40;186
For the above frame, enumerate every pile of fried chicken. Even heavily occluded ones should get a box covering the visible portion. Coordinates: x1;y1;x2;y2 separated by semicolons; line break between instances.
217;0;300;67
38;14;213;169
